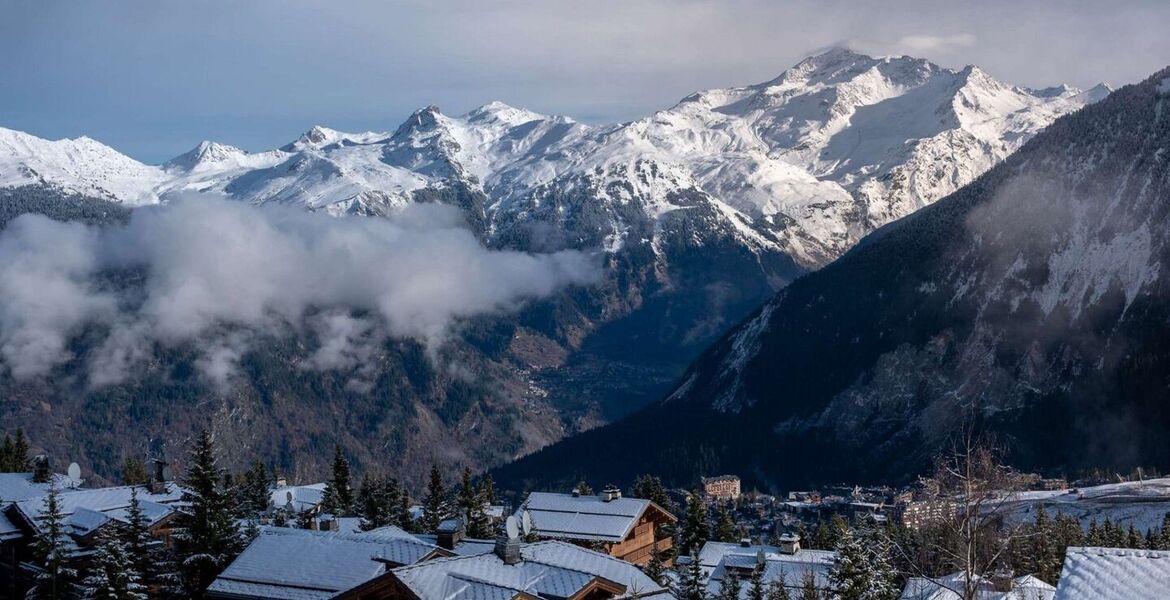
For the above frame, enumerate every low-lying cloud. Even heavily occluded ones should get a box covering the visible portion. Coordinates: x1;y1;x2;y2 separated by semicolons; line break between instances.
0;196;600;387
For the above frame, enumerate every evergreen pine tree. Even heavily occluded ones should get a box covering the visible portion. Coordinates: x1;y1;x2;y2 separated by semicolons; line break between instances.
632;475;670;507
29;484;78;600
13;428;30;472
81;530;147;600
1031;505;1060;583
122;457;148;487
828;525;870;600
322;446;352;517
457;467;487;535
1105;518;1126;547
239;461;270;517
675;552;705;600
800;570;819;600
120;487;154;592
717;566;741;600
716;502;737;542
422;464;446;533
479;474;496;505
679;494;710;556
766;576;791;600
0;435;14;472
395;479;414;531
643;538;666;586
172;430;246;598
471;475;496;538
1160;513;1170;550
811;522;833;551
1126;524;1145;549
357;474;384;530
747;563;766;600
1145;528;1160;551
575;481;594;496
1087;519;1103;546
863;529;900;600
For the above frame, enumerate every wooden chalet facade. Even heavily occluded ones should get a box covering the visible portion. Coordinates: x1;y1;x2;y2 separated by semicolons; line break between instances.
519;487;676;566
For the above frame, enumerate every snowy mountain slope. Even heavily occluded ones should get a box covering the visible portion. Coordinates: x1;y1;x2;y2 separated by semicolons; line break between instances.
0;50;1112;483
1;49;1104;269
0;128;166;205
493;66;1170;491
1003;479;1170;533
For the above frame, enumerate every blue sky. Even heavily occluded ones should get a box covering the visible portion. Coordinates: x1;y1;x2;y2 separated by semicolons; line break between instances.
3;0;1168;163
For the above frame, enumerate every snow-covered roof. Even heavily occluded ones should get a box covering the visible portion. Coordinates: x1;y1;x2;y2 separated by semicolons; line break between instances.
104;499;174;528
900;572;1055;600
0;509;21;541
0;473;79;503
65;507;110;537
520;492;672;543
388;540;670;600
11;482;184;535
208;527;448;600
270;483;327;513
415;534;500;557
1054;547;1170;600
700;541;837;595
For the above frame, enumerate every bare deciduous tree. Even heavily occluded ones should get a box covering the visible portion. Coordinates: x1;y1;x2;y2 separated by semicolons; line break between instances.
893;426;1028;600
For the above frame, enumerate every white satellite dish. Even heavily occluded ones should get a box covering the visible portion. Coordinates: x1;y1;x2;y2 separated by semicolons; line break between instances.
521;509;532;536
505;515;520;540
66;462;81;483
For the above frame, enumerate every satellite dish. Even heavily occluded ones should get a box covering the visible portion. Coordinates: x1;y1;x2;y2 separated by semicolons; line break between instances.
521;510;532;536
66;462;81;482
161;466;174;481
505;515;520;540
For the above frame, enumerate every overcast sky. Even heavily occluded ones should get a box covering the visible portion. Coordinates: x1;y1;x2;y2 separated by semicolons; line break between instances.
3;0;1167;163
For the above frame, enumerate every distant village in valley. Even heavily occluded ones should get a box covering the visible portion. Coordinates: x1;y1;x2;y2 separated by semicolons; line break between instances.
0;429;1168;600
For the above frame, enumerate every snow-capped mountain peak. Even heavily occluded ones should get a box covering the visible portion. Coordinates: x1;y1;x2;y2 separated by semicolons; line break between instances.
165;140;250;172
0;50;1107;268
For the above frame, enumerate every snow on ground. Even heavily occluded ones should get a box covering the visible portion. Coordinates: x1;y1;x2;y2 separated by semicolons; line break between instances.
1001;478;1170;532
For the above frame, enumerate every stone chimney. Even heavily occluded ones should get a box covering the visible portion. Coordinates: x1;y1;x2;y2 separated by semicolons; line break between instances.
777;533;801;555
990;567;1013;592
147;458;170;494
495;533;522;565
437;518;466;551
600;485;622;502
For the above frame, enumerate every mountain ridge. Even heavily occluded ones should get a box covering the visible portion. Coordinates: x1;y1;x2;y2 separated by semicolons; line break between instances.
492;65;1170;493
0;48;1105;269
0;50;1113;485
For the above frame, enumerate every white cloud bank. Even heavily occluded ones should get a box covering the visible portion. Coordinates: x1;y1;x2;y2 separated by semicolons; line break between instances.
0;196;600;386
